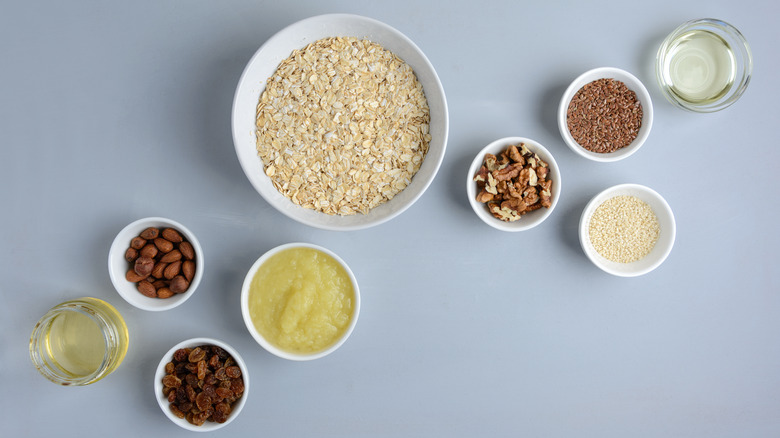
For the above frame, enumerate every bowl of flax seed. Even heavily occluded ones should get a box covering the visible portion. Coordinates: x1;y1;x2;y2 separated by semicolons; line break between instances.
558;67;654;162
579;184;675;277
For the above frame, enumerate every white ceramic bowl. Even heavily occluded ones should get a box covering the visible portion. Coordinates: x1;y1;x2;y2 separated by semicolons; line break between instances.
579;184;676;277
466;137;561;232
558;67;654;162
108;217;203;311
232;13;448;231
240;242;360;361
154;337;249;432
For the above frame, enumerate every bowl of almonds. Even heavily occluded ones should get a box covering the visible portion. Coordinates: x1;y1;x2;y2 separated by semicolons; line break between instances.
467;137;561;232
108;217;203;311
558;67;654;162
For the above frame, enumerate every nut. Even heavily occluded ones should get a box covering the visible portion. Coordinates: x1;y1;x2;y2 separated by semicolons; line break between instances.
123;226;197;299
182;260;196;282
474;143;554;222
169;275;189;294
164;261;182;280
140;227;160;240
162;228;183;243
137;280;157;298
134;257;155;277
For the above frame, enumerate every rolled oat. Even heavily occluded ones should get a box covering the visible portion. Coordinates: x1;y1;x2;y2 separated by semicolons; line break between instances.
255;37;431;215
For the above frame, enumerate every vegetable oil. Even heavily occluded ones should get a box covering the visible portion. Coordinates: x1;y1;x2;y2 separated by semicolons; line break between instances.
660;29;736;104
30;297;129;385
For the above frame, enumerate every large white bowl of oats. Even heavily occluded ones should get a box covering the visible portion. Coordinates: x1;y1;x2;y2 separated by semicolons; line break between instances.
232;14;448;230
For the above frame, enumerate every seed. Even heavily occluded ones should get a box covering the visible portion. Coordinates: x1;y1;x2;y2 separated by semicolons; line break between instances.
567;78;643;153
588;195;659;263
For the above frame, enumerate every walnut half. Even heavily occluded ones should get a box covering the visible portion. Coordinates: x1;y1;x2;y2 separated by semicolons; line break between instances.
473;143;553;222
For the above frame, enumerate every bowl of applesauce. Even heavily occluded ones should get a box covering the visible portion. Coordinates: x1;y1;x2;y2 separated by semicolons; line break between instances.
240;243;360;361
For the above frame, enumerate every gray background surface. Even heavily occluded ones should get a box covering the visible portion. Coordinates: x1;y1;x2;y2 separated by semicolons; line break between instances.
2;1;779;437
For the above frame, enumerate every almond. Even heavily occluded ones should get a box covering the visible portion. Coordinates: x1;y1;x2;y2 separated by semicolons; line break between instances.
126;268;147;282
154;237;174;253
137;280;157;298
164;261;182;280
124;247;138;263
139;227;160;240
139;243;158;259
151;262;168;279
182;260;195;282
157;287;174;299
130;237;146;250
160;249;182;264
179;241;195;260
162;228;183;243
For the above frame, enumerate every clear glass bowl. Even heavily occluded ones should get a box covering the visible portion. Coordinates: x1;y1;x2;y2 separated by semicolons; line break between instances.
30;297;129;385
656;18;752;112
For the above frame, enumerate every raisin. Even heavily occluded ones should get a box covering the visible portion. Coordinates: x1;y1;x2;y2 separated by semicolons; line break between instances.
215;387;233;401
197;360;207;380
208;354;220;369
185;384;197;402
179;402;193;413
167;390;176;403
203;384;217;399
164;362;175;374
162;375;181;388
214;367;228;381
188;347;206;363
212;410;227;424
185;373;198;387
225;366;241;378
195;392;211;412
185;362;198;373
175;387;188;404
230;378;244;395
173;348;189;362
169;404;185;419
204;374;217;386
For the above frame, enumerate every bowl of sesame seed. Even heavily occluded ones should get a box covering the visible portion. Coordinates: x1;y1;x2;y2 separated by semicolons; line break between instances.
558;67;654;162
579;184;675;277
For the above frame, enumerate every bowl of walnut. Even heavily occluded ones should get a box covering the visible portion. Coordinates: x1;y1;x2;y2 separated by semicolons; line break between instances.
155;337;248;431
467;137;561;231
232;14;448;231
108;217;203;312
558;67;654;162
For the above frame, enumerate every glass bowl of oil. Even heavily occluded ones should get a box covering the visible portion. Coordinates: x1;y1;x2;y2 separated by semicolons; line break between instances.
29;297;129;386
656;18;752;112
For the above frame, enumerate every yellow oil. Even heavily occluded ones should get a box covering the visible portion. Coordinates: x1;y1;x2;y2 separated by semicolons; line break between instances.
31;297;129;385
46;310;107;376
662;30;736;103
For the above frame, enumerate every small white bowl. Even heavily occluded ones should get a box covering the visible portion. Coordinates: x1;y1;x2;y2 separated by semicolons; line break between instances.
232;13;448;230
579;184;676;277
240;242;360;361
154;337;249;432
108;217;203;311
558;67;654;162
466;137;561;232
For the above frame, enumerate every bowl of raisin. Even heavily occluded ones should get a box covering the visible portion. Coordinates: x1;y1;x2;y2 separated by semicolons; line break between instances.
154;338;249;431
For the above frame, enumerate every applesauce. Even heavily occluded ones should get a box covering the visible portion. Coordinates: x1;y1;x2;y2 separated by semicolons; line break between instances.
247;247;355;354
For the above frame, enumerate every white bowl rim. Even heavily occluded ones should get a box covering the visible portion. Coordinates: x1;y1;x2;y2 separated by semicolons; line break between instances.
466;136;562;232
557;66;654;163
578;183;676;277
240;242;361;361
231;13;449;231
153;337;249;432
108;217;204;312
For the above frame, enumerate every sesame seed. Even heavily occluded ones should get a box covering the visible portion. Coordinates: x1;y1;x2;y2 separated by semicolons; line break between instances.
588;195;659;263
